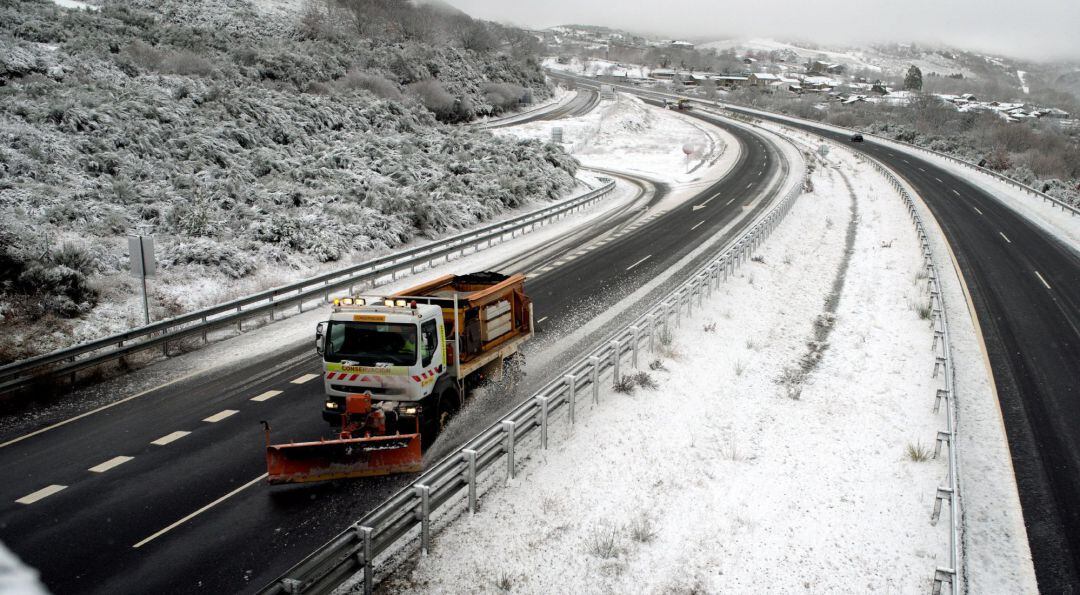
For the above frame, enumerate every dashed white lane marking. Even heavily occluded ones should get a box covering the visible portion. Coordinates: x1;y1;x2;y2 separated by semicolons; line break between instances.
536;316;548;324
251;390;283;402
203;410;238;423
151;431;191;446
89;456;133;473
691;221;705;231
902;159;910;164
725;198;735;206
1034;271;1052;290
918;167;926;172
973;206;984;215
291;374;319;384
0;370;207;450
746;183;753;189
16;484;66;505
133;473;268;549
626;255;652;271
935;177;944;183
952;189;961;197
999;232;1012;243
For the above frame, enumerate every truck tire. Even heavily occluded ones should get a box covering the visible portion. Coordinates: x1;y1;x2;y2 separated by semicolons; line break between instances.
503;353;526;391
421;389;459;447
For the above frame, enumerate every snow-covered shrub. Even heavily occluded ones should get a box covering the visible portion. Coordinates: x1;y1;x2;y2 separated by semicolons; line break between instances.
163;238;256;279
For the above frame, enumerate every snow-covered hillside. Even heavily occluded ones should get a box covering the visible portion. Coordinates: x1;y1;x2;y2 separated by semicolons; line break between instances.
0;0;571;362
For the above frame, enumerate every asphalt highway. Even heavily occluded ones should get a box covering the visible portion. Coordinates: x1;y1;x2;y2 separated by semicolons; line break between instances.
0;97;788;594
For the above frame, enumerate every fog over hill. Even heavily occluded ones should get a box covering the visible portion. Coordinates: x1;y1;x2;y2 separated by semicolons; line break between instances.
449;0;1080;62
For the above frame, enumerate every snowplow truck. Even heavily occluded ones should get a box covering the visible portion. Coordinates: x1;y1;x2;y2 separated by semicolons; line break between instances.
265;272;533;484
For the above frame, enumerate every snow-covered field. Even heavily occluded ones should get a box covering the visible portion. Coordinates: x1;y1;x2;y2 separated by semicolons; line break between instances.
493;92;739;211
701;38;977;79
386;132;958;594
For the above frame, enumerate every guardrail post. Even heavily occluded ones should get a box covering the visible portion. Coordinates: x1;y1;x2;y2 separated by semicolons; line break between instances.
565;375;577;424
648;314;657;353
462;449;478;514
589;356;600;403
502;421;517;479
415;484;431;555
934;388;949;414
931;486;953;525
538;396;549;449
610;341;621;385
629;326;640;368
933;356;947;378
934;430;952;459
355;525;374;595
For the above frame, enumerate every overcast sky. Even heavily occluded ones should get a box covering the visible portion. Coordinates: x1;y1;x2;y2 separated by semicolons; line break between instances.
446;0;1080;62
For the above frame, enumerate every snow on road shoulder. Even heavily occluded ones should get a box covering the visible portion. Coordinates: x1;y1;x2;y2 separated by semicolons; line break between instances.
388;142;951;594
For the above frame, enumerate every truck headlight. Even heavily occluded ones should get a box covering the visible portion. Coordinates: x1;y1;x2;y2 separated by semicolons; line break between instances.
325;400;339;410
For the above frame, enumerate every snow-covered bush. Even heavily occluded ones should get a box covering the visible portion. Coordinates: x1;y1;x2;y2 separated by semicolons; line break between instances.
163;238;256;279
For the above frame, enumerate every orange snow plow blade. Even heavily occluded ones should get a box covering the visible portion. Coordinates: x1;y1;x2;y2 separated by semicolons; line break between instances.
264;393;422;485
266;433;422;484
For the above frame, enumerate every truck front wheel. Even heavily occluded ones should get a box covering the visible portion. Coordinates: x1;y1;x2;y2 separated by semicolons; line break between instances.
421;389;460;447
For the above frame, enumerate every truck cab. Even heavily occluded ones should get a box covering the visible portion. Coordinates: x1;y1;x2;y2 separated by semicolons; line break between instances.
318;299;447;423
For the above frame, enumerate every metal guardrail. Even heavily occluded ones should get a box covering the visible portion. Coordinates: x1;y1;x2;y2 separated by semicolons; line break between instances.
551;70;1076;217
708;100;1078;218
259;120;807;595
0;180;615;396
833;143;964;595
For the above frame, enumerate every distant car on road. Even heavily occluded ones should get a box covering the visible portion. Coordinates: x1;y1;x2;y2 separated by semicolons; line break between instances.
850;133;864;142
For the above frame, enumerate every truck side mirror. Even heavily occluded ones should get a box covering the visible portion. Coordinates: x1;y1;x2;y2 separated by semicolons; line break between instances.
315;322;327;355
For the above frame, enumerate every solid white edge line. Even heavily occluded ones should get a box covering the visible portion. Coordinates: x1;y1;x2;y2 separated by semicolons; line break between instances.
999;232;1011;243
250;390;283;402
1034;271;1052;290
89;455;133;473
202;409;238;423
132;473;268;548
626;255;652;271
16;484;67;505
151;431;191;446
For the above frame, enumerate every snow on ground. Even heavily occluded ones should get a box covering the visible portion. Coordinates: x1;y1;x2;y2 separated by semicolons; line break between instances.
761;120;1039;592
49;0;99;10
1017;70;1029;94
700;38;975;79
386;138;954;594
0;541;48;595
473;86;574;129
493;92;740;212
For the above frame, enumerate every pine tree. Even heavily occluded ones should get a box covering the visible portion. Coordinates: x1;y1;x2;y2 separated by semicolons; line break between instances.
904;65;923;91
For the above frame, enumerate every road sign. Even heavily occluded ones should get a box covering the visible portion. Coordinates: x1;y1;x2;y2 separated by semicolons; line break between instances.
128;235;155;278
818;144;830;157
128;235;155;325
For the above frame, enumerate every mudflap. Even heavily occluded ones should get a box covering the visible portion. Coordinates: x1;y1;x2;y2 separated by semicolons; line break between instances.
266;433;422;485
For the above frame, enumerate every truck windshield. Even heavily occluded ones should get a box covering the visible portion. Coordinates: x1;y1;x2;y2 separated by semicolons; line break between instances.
324;321;418;366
